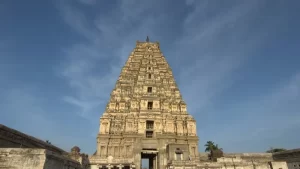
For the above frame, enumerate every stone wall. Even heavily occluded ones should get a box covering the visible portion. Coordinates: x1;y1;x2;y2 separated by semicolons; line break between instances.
0;124;65;154
0;148;82;169
271;161;290;169
223;153;273;162
194;153;288;169
199;152;210;162
165;161;288;169
273;149;300;169
68;146;90;169
167;144;190;161
195;160;288;169
199;153;273;163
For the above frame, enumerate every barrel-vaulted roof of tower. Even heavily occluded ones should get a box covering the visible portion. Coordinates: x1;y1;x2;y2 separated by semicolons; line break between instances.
136;38;160;46
180;100;186;105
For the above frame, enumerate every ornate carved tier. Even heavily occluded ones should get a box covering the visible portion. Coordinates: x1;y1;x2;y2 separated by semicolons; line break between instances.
94;37;199;169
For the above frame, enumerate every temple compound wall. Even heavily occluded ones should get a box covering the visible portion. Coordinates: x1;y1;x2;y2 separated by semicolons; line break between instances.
0;124;84;169
0;148;82;169
273;149;300;169
190;153;287;169
0;124;65;154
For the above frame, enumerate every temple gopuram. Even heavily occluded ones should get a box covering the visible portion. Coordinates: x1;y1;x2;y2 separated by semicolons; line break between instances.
0;37;293;169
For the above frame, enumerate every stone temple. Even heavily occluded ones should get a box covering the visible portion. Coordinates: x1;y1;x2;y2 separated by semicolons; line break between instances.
89;37;199;169
0;37;296;169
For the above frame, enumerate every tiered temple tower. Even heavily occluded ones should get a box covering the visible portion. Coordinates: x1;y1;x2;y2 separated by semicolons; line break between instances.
90;37;199;169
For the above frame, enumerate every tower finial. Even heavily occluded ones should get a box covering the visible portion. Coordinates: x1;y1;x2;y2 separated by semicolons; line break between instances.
146;36;149;42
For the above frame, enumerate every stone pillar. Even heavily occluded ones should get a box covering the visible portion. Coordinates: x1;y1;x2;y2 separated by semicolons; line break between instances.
107;164;113;169
118;164;124;169
105;146;108;157
159;150;165;169
97;143;101;155
153;156;156;169
134;152;141;169
149;157;154;169
130;164;136;169
156;154;158;169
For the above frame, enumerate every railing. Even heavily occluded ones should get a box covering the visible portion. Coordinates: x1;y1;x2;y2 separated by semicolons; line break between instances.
142;93;158;97
170;160;196;165
112;159;133;163
89;158;133;164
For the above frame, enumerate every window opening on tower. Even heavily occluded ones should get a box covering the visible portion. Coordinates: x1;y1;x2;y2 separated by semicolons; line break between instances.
146;121;154;129
146;121;154;138
147;101;153;110
147;87;152;93
146;131;153;138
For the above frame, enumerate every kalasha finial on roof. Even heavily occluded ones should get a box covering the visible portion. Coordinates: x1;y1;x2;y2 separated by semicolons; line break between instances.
146;36;149;42
71;146;81;153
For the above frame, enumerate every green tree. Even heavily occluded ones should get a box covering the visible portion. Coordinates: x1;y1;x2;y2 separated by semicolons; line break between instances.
266;147;286;153
205;141;224;161
205;141;221;152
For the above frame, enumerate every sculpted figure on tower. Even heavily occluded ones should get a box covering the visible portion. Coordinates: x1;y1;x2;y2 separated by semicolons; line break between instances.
94;38;199;169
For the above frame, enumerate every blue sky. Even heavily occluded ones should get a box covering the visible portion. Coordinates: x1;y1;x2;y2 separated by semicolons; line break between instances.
0;0;300;154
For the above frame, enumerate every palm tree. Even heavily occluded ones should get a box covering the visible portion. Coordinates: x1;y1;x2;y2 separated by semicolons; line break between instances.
205;141;214;152
205;141;220;152
205;141;223;161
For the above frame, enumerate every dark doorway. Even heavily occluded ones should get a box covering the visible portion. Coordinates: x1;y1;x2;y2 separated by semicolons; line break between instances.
141;149;158;169
142;159;149;169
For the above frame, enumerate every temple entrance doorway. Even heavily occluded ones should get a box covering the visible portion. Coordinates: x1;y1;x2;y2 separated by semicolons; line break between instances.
141;149;158;169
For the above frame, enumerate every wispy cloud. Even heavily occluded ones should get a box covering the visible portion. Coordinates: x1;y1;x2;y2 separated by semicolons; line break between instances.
205;72;300;152
1;0;299;155
57;0;170;121
173;1;275;115
58;1;265;119
0;87;57;142
0;86;98;152
55;0;300;153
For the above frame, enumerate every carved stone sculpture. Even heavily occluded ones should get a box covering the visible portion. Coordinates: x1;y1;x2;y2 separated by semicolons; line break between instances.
95;38;199;169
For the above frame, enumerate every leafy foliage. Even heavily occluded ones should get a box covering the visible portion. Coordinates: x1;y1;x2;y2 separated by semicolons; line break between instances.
204;141;222;152
266;147;286;153
204;141;224;161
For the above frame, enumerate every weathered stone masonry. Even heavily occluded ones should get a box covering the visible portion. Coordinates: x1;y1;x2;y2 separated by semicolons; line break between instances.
89;38;199;169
